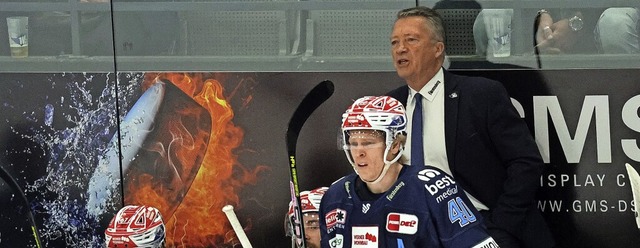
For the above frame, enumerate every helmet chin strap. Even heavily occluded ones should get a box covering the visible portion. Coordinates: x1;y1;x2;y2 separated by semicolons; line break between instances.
360;146;404;184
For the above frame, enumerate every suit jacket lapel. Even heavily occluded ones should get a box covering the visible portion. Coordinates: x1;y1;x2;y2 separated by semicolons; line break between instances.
397;85;409;106
444;70;458;170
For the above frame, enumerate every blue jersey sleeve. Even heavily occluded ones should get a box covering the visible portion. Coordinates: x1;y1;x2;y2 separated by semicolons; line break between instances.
418;166;500;248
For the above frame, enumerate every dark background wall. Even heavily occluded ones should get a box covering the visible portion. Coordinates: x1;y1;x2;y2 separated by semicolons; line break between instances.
1;70;639;247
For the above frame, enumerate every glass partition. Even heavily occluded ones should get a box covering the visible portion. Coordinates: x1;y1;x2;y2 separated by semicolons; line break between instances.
420;0;640;69
0;0;115;72
0;0;638;72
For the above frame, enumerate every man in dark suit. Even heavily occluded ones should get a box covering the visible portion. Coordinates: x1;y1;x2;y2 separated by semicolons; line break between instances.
387;6;555;248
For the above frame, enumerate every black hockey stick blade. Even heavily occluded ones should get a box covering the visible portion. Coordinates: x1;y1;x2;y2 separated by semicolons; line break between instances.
285;80;334;248
286;80;335;154
0;166;42;248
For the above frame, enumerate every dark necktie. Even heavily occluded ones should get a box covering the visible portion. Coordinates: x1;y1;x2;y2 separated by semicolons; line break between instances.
411;93;424;166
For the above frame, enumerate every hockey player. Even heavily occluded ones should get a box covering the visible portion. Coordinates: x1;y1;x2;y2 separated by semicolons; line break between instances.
285;187;328;248
105;205;165;248
319;95;499;248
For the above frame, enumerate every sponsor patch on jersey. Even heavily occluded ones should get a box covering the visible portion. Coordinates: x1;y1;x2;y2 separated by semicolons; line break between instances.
386;181;405;201
418;168;457;202
471;237;500;248
386;213;418;235
325;208;347;232
351;226;379;248
417;168;441;182
329;234;344;248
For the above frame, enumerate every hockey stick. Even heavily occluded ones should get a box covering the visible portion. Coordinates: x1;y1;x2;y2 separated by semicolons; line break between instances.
222;205;253;248
625;163;640;229
286;80;335;248
0;165;42;248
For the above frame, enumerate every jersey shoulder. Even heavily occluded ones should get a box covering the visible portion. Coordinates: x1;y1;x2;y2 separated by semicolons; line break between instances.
323;174;356;202
400;165;461;204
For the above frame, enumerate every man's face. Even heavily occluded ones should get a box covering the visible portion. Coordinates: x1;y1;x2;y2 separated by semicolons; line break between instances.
390;16;443;86
302;213;321;248
347;130;387;182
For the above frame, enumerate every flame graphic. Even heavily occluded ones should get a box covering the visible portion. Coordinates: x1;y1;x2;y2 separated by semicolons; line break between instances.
123;72;266;247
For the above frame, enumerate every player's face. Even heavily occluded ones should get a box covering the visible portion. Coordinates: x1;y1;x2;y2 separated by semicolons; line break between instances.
391;16;443;86
347;130;387;182
302;213;321;248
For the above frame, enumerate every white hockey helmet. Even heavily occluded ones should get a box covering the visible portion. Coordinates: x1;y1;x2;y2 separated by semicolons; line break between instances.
105;205;166;248
288;187;328;217
285;187;328;244
341;96;407;183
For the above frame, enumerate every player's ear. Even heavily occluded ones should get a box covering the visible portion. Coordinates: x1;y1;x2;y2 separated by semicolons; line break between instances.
391;133;406;154
390;140;401;154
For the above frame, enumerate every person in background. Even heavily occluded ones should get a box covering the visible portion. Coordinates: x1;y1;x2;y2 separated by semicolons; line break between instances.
319;95;498;247
387;6;554;248
105;205;166;248
535;7;639;54
473;6;639;55
285;187;328;248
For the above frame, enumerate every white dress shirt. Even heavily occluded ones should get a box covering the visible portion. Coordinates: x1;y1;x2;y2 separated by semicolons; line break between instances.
404;67;489;211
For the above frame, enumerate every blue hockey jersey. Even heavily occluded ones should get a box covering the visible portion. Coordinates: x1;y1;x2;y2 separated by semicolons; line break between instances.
319;165;499;248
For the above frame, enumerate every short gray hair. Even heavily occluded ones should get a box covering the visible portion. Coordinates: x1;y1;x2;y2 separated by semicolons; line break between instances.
396;6;446;44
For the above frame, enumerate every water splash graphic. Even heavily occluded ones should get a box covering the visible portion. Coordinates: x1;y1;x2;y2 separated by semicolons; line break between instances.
6;73;144;247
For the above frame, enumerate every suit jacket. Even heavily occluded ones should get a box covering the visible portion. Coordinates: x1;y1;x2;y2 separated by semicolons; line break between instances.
387;69;554;247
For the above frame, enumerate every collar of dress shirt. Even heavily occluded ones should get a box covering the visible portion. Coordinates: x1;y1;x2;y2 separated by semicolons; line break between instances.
409;67;444;103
